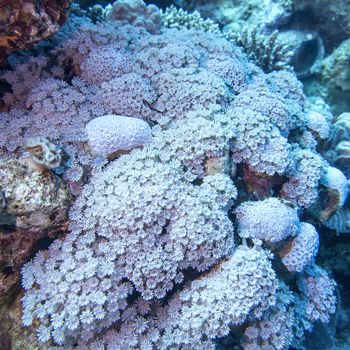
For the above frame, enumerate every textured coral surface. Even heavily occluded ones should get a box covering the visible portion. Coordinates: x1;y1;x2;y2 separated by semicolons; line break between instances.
0;1;345;349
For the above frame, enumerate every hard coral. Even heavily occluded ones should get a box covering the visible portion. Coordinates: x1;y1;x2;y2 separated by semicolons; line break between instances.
235;197;299;244
106;0;161;33
85;114;152;158
26;136;62;170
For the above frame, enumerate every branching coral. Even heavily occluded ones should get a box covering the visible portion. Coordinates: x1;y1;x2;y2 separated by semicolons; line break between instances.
226;26;294;73
161;5;220;34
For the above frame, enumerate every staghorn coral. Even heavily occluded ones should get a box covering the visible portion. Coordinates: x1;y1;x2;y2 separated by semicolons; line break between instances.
161;5;220;34
226;26;293;73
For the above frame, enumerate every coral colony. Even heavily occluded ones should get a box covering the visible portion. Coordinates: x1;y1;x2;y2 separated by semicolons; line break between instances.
0;0;348;349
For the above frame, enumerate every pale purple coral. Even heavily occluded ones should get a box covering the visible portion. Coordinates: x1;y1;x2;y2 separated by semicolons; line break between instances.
265;70;306;117
150;67;230;125
230;107;292;175
85;114;152;157
232;87;293;134
205;54;248;93
79;46;134;84
0;8;338;349
298;264;337;323
281;222;319;273
235;197;300;243
282;149;324;208
151;106;235;177
161;246;277;348
134;37;201;79
320;166;348;208
71;246;277;350
99;73;157;121
306;111;330;140
106;0;161;34
242;282;296;350
21;144;236;344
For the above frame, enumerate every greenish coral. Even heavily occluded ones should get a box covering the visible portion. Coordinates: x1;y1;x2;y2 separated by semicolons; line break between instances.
161;5;293;73
161;5;220;34
226;26;293;73
305;39;350;115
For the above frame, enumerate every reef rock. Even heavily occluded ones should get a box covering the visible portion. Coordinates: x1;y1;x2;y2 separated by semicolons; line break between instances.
0;0;72;63
0;159;71;231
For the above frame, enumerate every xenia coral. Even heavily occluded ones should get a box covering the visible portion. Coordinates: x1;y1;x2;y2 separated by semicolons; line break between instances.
0;1;344;348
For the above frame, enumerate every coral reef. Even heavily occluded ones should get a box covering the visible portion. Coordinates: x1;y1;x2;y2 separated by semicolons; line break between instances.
175;0;350;97
305;39;350;115
0;1;346;349
235;197;299;244
281;222;319;273
26;137;62;170
288;0;350;51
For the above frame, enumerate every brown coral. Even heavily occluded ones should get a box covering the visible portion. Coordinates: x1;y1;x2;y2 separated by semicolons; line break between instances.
0;0;72;63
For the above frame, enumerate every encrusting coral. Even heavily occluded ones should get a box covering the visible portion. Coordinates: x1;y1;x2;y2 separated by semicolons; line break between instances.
0;0;346;349
85;114;152;159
